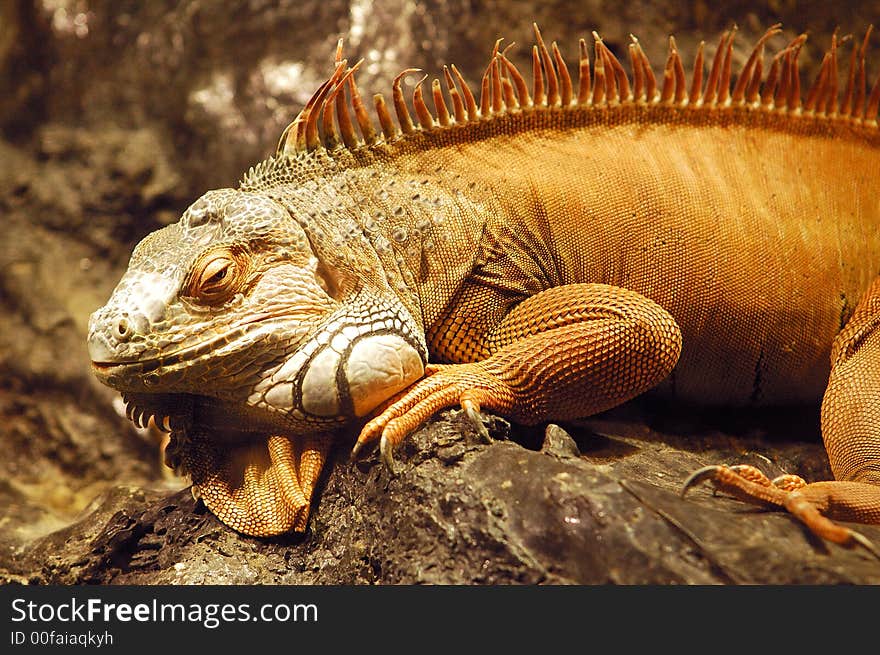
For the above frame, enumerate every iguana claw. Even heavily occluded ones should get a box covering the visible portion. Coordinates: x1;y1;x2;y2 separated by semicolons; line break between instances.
379;434;396;473
850;531;880;559
461;397;490;442
680;465;723;496
349;439;365;460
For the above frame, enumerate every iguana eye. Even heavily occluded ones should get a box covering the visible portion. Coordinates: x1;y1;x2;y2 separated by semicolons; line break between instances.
202;258;233;288
188;251;240;303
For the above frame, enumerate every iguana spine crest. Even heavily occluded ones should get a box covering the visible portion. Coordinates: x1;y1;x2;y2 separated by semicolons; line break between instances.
268;23;878;165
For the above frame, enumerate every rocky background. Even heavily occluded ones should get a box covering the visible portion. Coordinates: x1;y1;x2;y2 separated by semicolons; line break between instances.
1;0;879;584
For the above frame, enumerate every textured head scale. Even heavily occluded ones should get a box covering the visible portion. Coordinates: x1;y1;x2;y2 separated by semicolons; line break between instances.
87;187;336;400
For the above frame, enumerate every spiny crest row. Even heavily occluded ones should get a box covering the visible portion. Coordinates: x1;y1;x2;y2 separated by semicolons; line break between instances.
274;23;880;158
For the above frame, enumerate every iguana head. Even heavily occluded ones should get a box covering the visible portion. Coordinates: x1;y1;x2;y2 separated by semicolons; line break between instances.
88;186;426;532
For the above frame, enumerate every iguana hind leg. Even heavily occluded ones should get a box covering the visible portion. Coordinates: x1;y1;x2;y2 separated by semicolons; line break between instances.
354;283;682;461
684;277;880;552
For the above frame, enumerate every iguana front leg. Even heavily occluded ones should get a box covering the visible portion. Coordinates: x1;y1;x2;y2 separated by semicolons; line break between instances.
684;277;880;551
354;283;682;463
185;431;332;536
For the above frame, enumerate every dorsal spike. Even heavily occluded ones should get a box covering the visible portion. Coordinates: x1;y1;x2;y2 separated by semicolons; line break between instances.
412;75;435;129
804;51;830;113
717;26;737;105
689;41;705;105
304;79;331;150
827;31;840;115
745;45;764;103
591;36;606;105
484;39;505;115
777;34;807;111
660;41;676;104
479;59;492;115
596;39;619;102
432;78;452;126
670;36;687;104
637;41;657;102
295;80;325;152
334;66;361;149
491;55;504;113
496;46;520;109
552;42;573;106
732;25;781;104
321;85;340;150
443;65;467;122
321;55;356;150
855;26;873;119
311;60;350;151
603;39;631;101
704;29;729;105
532;45;546;106
534;24;560;106
501;73;519;109
275;118;298;157
347;61;377;145
809;38;830;115
577;38;591;104
501;55;532;107
841;39;858;117
773;36;805;111
787;39;803;112
451;64;479;121
373;93;398;140
392;68;420;134
775;48;793;110
295;95;317;151
319;65;355;151
629;41;645;101
761;47;785;107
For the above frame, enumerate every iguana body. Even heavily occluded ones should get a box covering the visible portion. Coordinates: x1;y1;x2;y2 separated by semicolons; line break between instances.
88;25;880;546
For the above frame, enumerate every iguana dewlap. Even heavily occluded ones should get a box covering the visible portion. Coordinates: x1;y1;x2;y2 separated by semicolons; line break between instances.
87;24;880;548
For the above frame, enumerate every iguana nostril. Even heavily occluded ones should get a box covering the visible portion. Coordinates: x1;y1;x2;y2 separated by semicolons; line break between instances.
116;317;132;340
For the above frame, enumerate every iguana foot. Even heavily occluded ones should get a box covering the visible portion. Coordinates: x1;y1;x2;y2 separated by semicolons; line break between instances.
351;362;512;468
690;463;808;492
682;464;880;558
185;431;332;537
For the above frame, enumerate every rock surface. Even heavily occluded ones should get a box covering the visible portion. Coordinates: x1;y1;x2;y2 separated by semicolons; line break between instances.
1;0;879;585
7;406;880;584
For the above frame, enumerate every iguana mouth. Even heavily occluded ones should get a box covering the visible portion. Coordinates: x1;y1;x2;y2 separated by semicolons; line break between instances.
89;312;314;375
91;335;262;376
89;336;232;375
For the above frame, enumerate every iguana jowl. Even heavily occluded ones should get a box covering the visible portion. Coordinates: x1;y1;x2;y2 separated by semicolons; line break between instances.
87;24;880;547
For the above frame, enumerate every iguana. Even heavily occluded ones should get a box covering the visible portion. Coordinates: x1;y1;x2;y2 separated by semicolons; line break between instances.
87;23;880;551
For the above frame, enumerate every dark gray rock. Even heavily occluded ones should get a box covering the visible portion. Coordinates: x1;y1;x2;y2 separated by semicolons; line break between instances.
541;424;582;460
4;406;880;585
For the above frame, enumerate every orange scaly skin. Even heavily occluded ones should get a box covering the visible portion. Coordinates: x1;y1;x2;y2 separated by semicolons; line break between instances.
87;24;880;549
